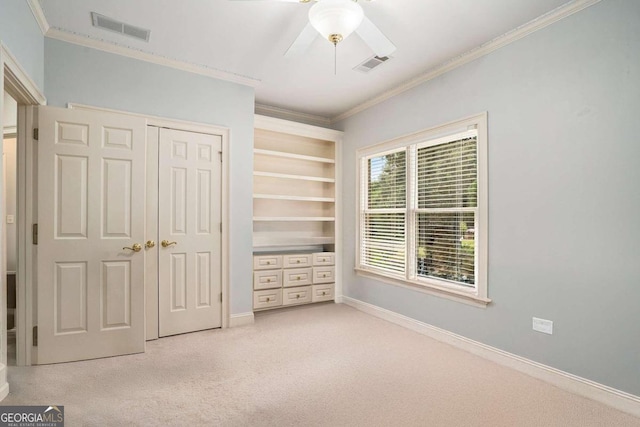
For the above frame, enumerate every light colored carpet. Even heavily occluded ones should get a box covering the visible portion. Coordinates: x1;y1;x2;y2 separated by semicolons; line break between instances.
3;303;639;426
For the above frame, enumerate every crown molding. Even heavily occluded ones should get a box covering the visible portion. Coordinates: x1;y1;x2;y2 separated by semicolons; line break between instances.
331;0;602;123
255;103;332;128
26;0;50;35
45;28;261;88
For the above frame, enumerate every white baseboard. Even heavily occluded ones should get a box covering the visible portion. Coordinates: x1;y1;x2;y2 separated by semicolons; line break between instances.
341;296;640;418
229;312;255;328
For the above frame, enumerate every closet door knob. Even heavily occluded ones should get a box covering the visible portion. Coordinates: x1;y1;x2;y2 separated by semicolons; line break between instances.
161;240;177;248
123;243;142;253
145;240;156;249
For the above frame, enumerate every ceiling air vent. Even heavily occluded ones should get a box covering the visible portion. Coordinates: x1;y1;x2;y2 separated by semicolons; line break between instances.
354;55;390;73
91;12;150;42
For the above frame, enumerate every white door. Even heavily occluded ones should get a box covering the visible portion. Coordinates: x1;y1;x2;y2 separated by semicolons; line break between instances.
158;128;222;337
37;106;146;364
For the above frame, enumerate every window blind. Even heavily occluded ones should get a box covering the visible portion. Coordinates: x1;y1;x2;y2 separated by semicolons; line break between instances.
361;150;407;275
416;136;477;287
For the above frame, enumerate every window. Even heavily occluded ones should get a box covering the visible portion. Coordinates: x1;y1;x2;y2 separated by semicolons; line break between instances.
357;114;488;305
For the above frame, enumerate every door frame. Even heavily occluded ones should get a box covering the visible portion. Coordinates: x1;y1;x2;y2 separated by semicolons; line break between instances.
67;103;231;338
1;43;46;375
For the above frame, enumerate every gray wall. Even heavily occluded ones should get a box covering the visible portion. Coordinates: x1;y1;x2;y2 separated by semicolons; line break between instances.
3;92;18;273
44;38;255;315
0;0;45;91
3;137;16;273
336;0;640;396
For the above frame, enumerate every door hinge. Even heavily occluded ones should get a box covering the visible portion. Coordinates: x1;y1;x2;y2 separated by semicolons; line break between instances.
33;326;38;346
33;128;39;140
219;293;223;303
219;151;222;162
219;222;222;233
32;223;38;245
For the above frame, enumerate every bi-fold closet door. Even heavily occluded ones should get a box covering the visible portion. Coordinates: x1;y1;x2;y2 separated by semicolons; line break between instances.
36;106;222;365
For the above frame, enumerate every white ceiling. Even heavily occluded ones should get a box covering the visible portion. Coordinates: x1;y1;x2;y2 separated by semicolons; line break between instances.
38;0;572;119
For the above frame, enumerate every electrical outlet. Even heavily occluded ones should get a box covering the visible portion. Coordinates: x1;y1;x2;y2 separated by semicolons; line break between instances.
532;317;553;335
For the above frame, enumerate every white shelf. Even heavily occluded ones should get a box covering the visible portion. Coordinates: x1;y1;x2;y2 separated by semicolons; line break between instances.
253;171;335;183
253;236;335;248
254;194;335;203
254;217;335;222
254;149;335;164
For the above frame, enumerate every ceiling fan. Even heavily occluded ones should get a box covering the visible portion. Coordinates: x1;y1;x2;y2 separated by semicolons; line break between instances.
231;0;396;58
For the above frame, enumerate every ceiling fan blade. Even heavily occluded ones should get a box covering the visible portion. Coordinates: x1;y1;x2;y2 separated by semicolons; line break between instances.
355;16;396;57
284;22;318;57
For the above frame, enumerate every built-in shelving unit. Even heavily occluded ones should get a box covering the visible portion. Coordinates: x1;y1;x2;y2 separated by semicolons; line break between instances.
253;115;342;254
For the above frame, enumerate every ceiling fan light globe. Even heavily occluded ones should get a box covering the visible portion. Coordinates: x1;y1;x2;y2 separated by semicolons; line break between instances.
308;0;364;43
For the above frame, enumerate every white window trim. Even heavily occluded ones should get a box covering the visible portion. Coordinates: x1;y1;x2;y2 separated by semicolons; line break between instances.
355;113;490;307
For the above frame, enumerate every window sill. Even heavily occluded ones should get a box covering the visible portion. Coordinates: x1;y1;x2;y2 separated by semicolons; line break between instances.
354;268;491;308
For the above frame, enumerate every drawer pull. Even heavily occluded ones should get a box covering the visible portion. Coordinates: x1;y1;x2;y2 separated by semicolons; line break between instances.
266;261;271;265
266;297;271;302
296;276;301;280
322;274;327;278
322;291;326;296
267;279;271;283
296;260;301;264
296;294;300;299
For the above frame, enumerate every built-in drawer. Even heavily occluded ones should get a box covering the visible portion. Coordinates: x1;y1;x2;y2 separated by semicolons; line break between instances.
282;285;312;306
313;252;335;266
283;254;313;268
283;267;313;287
312;266;335;284
312;283;334;302
253;289;283;310
253;255;283;270
253;270;282;290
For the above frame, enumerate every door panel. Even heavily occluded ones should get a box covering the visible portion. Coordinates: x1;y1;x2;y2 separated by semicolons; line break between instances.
158;128;222;337
37;106;146;364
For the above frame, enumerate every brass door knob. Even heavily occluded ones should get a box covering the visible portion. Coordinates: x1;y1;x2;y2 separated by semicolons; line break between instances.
145;240;156;249
161;240;177;248
123;243;142;253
